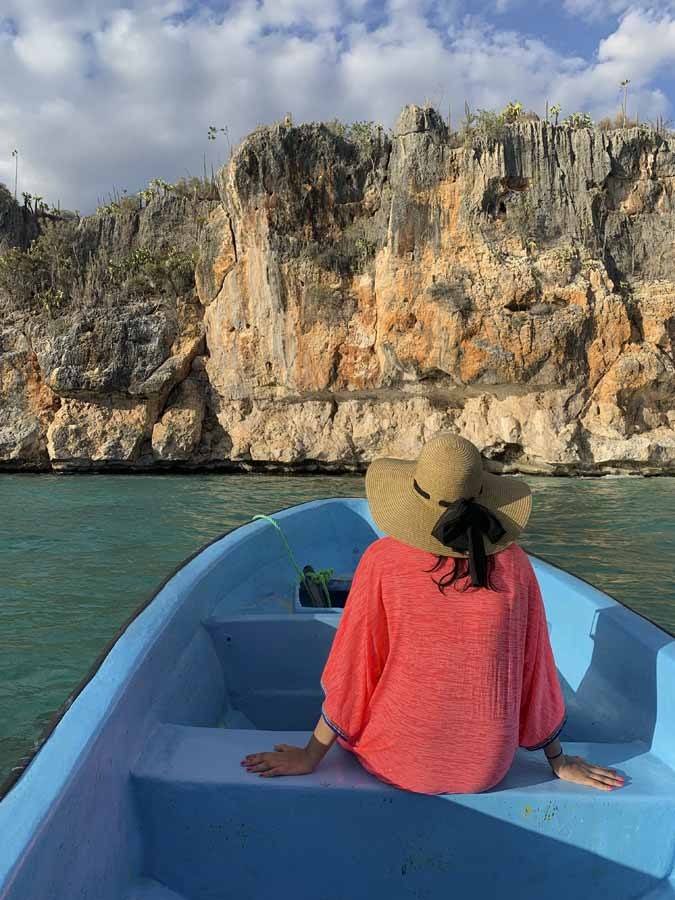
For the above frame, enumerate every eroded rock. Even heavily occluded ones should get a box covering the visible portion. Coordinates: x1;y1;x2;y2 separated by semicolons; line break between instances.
151;374;206;461
2;107;675;474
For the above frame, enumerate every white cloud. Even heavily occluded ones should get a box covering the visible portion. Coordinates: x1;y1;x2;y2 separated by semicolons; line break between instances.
0;0;673;213
563;0;633;18
597;8;675;77
547;9;675;121
13;22;86;75
256;0;343;30
563;0;675;22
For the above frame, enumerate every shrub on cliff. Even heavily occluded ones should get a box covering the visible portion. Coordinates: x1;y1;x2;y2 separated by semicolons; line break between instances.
0;183;20;248
459;101;533;146
0;219;83;314
325;119;387;148
171;176;219;201
0;182;15;216
561;112;594;129
598;112;640;131
95;175;219;217
311;219;378;277
103;246;197;298
0;217;196;313
323;118;388;179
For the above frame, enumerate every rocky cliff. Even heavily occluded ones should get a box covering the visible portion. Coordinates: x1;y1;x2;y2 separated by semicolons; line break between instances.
1;104;674;475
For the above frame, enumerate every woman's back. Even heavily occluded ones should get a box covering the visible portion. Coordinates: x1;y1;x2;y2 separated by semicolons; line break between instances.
320;536;566;795
246;433;622;795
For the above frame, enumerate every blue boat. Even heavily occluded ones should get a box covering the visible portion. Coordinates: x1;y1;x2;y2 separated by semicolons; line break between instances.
1;497;674;900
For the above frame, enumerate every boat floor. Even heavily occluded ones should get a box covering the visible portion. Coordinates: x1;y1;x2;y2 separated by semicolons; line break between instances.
129;723;675;900
125;878;675;900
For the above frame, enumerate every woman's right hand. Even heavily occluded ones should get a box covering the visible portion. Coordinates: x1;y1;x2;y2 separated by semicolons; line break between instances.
551;754;625;791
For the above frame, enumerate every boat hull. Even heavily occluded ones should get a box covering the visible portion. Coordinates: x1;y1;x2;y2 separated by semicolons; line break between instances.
1;498;674;899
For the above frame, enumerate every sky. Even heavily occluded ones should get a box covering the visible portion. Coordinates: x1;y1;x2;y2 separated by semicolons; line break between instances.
1;0;675;214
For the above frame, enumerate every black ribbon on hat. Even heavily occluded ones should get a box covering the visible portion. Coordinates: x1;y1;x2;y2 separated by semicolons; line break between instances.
414;479;506;586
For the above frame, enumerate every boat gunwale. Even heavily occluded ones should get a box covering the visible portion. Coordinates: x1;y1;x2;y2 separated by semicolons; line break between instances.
1;495;672;806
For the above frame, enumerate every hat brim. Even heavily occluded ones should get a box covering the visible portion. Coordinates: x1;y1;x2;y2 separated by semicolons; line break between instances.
365;457;532;557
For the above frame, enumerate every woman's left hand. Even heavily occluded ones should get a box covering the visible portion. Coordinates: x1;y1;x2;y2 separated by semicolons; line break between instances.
241;743;316;777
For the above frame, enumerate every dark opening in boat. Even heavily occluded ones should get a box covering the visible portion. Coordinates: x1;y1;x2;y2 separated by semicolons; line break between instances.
298;571;352;608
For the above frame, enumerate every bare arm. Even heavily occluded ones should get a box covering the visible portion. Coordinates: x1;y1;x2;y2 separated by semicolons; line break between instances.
305;715;338;767
242;715;338;777
543;737;625;791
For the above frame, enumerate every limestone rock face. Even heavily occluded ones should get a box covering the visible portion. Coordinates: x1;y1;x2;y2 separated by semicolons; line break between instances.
1;192;216;470
209;394;457;468
151;373;206;461
0;333;59;466
47;397;153;467
1;107;674;474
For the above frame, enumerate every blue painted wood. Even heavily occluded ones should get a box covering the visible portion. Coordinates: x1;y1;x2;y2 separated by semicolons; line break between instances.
0;497;674;900
126;878;186;900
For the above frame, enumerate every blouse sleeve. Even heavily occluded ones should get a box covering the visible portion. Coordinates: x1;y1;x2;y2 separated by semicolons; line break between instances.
519;560;567;750
320;544;389;745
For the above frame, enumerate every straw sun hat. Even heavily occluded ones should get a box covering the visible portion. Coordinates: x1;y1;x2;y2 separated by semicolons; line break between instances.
365;432;532;585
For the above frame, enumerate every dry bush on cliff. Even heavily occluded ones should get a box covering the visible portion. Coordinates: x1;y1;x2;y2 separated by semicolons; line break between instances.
101;246;197;300
171;176;219;201
311;219;378;277
561;112;594;129
0;183;15;220
0;219;83;314
599;112;641;130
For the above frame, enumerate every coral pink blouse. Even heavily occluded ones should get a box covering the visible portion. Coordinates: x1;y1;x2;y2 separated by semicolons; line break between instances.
320;536;566;794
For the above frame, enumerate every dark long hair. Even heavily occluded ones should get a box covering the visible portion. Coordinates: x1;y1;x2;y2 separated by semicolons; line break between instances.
423;553;500;595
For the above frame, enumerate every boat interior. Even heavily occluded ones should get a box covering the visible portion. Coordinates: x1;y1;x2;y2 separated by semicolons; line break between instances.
1;498;674;900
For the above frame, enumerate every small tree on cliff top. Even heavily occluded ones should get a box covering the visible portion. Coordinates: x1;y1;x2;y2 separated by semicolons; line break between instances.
562;111;594;129
503;101;523;123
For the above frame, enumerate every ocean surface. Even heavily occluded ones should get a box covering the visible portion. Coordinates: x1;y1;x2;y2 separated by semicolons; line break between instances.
1;472;674;787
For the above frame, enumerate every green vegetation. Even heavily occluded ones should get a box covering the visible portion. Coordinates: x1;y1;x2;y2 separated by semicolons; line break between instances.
442;91;672;146
324;119;388;159
561;112;594;129
0;206;197;315
207;125;229;144
503;101;523;123
0;183;16;219
104;246;197;298
0;219;82;314
547;104;562;126
0;180;67;219
457;101;540;147
95;174;219;217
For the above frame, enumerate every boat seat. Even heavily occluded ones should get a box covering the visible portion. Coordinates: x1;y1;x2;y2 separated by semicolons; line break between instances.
126;878;186;899
130;723;675;900
640;880;675;900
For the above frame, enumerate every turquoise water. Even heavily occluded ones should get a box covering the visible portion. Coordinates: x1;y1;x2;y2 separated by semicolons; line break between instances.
1;472;674;787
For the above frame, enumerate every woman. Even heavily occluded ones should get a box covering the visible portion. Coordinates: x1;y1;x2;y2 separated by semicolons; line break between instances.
241;432;625;794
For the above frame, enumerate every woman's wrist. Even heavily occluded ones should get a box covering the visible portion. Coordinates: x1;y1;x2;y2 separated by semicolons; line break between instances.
304;716;339;767
543;737;566;773
304;734;331;767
